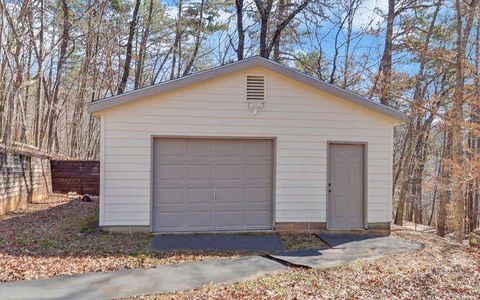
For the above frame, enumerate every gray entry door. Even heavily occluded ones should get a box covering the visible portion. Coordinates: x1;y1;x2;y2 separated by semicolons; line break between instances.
328;143;364;229
153;138;273;232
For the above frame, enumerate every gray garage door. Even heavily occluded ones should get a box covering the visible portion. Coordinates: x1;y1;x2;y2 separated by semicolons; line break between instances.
153;138;273;232
328;143;364;229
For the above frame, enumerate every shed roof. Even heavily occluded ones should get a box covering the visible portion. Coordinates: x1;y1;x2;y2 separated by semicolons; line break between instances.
87;57;406;122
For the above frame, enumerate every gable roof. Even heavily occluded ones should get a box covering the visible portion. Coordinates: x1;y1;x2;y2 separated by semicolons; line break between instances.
87;56;406;122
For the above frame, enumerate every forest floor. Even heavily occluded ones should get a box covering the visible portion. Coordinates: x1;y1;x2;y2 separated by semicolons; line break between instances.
140;227;480;299
2;196;479;299
0;196;324;282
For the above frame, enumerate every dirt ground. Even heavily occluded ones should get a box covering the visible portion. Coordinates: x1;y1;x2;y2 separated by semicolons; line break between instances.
0;196;324;282
143;227;480;300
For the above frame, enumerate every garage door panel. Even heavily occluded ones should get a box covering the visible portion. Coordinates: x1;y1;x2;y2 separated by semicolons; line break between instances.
216;165;242;179
245;164;271;179
153;188;183;204
245;211;271;225
245;141;272;156
156;212;185;228
153;138;273;232
186;212;214;227
213;202;247;211
243;181;272;188
154;204;183;213
244;201;271;210
214;158;246;164
187;164;214;179
156;164;184;180
245;188;269;202
186;188;212;203
215;212;244;226
215;188;242;202
155;140;184;156
184;204;215;212
183;181;216;188
217;142;243;156
186;140;214;156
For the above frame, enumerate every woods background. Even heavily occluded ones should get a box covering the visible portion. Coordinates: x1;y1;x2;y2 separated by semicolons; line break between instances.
1;0;479;241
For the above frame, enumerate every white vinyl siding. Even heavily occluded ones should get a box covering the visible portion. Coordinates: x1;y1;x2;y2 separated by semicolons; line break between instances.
99;67;394;226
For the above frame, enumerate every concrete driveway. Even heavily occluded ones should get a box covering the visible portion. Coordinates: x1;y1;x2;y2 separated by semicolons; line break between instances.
268;234;423;268
0;235;423;300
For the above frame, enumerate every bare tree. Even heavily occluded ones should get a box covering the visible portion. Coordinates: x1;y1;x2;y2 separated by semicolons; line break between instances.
183;0;205;76
234;0;245;60
450;0;478;243
373;0;395;106
394;0;442;226
135;0;154;89
118;0;141;94
253;0;311;58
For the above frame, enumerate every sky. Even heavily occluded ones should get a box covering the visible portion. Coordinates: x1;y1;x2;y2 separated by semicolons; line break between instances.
161;0;393;80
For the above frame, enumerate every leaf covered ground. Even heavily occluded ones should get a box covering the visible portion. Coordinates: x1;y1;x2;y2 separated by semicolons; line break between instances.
0;196;325;282
0;196;239;282
145;228;480;300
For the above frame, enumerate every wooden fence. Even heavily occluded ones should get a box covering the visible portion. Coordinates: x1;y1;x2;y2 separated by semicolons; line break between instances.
0;151;51;215
50;160;100;195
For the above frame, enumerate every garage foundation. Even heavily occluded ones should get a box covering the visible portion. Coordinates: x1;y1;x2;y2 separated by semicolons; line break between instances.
100;222;390;235
275;222;390;235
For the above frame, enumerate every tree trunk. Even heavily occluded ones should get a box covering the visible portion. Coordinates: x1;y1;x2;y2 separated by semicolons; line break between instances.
134;0;154;89
183;0;205;76
34;0;45;148
235;0;244;60
117;0;141;94
393;0;441;225
394;124;415;225
170;0;182;80
437;130;452;237
374;0;395;106
47;0;71;153
451;0;478;243
254;0;273;58
272;0;285;62
254;0;310;58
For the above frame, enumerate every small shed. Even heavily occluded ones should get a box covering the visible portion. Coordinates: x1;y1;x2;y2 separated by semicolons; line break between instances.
88;57;405;234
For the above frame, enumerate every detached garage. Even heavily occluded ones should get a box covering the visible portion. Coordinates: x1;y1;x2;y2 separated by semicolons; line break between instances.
88;57;405;234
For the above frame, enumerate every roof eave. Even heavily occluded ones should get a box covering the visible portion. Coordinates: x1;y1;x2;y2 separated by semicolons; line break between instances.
87;57;406;123
258;59;406;123
87;58;260;114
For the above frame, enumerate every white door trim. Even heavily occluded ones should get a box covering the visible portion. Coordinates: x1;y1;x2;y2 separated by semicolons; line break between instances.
326;141;368;230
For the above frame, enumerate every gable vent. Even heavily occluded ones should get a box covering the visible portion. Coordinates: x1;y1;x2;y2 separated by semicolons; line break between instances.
246;75;266;102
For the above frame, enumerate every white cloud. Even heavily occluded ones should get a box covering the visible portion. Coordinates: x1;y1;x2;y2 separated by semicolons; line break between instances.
164;1;231;23
352;0;389;30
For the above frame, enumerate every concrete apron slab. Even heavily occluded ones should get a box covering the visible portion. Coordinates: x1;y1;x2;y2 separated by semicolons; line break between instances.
268;237;424;269
268;247;419;269
318;234;423;250
0;256;285;300
151;234;286;252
